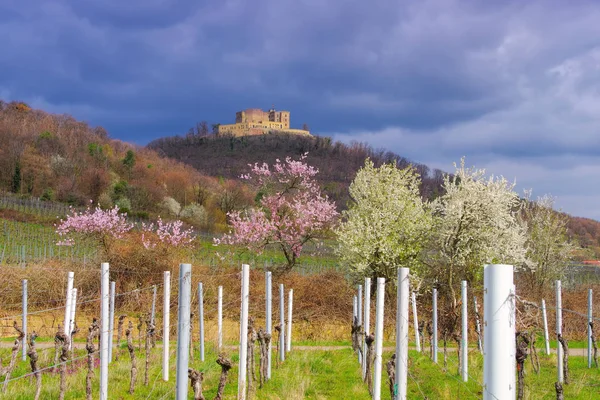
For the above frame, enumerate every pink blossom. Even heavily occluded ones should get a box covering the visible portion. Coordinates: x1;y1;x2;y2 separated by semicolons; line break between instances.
141;217;195;249
216;154;338;268
55;205;133;246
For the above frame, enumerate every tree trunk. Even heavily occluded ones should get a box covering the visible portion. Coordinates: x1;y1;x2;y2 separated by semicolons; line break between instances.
516;332;529;400
426;321;433;360
70;321;80;363
189;312;195;360
274;324;281;365
474;301;483;353
351;315;361;354
86;319;100;400
58;329;70;400
115;315;126;361
529;332;540;374
126;321;137;394
247;317;256;392
145;317;155;386
442;332;448;372
386;354;396;400
257;329;271;387
365;334;375;395
53;324;63;373
214;354;233;400
555;382;564;400
558;334;569;384
2;321;25;393
27;332;41;400
188;369;205;400
137;316;143;351
453;333;460;376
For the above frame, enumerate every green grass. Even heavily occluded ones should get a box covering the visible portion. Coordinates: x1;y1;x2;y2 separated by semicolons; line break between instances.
3;339;600;399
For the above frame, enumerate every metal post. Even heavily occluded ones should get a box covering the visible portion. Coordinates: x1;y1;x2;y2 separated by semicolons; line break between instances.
541;299;550;355
279;283;286;363
266;271;272;379
556;280;563;383
238;264;250;400
372;277;385;400
483;264;515;400
109;282;115;362
432;288;438;363
286;289;293;352
218;285;223;350
363;277;371;380
22;279;27;361
395;269;409;400
64;271;74;336
151;285;157;326
461;281;468;382
357;284;363;364
100;263;109;400
176;264;192;399
163;271;171;382
412;292;420;353
198;282;205;362
69;288;78;351
588;289;593;368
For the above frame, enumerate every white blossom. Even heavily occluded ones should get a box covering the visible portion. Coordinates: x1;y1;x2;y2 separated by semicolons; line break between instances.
336;159;432;280
426;157;527;302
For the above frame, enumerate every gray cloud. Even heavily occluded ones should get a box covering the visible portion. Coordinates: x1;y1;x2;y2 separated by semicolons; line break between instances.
2;0;600;217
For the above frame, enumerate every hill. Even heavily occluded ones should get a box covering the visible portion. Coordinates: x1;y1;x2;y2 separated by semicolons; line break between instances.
0;100;253;231
148;131;446;207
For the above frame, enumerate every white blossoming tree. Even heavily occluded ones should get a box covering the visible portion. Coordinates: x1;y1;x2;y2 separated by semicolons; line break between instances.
423;158;527;363
336;159;432;282
426;157;527;308
520;192;574;297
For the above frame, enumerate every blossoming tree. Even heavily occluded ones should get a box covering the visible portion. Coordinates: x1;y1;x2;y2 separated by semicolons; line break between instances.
426;158;527;307
520;192;574;296
141;217;195;250
336;159;432;282
215;154;338;271
55;204;134;254
56;204;194;257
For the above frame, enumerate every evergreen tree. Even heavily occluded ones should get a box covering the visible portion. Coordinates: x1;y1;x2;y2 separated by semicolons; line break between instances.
11;161;21;193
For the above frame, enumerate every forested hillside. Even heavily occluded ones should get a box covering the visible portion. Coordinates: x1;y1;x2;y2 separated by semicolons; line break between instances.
148;131;447;207
0;100;253;231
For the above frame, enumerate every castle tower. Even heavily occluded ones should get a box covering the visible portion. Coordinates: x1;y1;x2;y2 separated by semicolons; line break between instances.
280;111;290;129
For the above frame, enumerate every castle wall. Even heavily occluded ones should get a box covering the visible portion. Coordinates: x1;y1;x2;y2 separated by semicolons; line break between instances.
218;108;307;136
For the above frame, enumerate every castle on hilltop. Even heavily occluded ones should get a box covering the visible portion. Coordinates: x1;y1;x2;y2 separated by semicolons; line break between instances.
218;106;311;137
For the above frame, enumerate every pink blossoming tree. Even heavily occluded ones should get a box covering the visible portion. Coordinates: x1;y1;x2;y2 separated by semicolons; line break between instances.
141;217;195;250
215;154;338;271
55;204;134;255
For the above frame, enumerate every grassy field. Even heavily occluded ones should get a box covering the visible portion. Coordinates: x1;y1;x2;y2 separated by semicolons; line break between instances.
2;338;600;399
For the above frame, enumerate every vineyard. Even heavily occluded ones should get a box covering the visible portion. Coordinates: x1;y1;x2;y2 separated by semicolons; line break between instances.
0;192;340;276
0;259;598;399
1;156;598;399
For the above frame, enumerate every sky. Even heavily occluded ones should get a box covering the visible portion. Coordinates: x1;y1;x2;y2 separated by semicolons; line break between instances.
2;0;600;219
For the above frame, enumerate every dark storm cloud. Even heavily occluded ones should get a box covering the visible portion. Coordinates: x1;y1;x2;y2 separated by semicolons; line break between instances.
2;0;600;217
